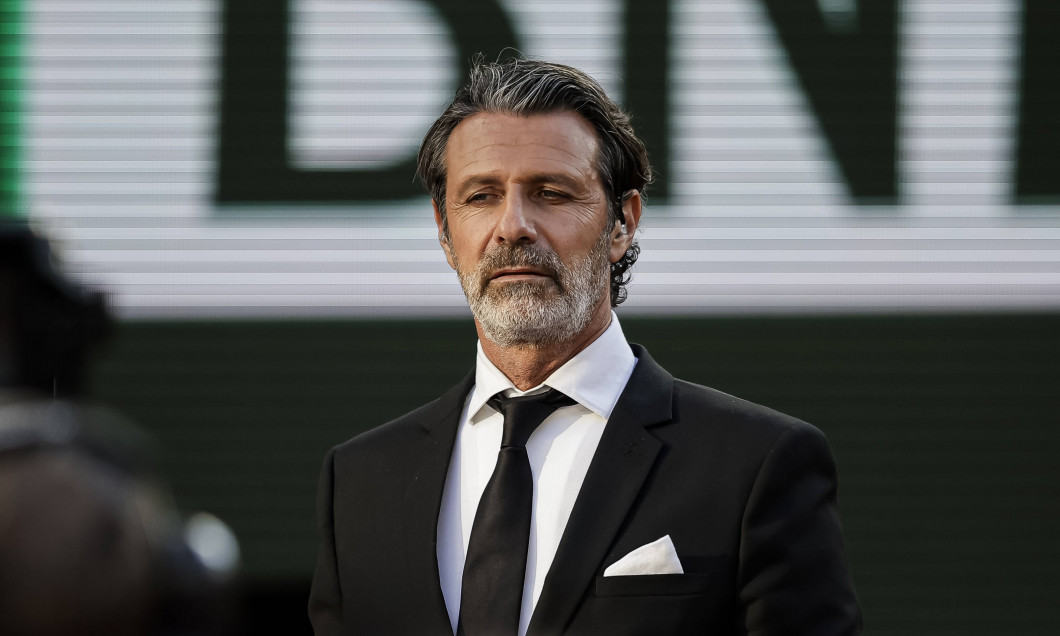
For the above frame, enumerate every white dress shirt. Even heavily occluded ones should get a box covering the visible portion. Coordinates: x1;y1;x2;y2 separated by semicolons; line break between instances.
436;313;638;636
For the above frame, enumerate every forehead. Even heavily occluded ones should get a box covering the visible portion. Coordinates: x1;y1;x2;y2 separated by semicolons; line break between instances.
444;111;600;188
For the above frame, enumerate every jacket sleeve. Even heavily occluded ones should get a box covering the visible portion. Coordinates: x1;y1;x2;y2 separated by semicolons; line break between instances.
738;424;862;635
308;447;343;635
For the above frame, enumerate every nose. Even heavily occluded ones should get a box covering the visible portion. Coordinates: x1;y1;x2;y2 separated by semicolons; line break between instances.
494;191;537;245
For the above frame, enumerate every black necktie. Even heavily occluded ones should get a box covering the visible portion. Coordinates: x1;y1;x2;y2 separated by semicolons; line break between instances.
458;388;576;636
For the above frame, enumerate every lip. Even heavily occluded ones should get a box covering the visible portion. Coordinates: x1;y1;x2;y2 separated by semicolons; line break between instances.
490;267;551;281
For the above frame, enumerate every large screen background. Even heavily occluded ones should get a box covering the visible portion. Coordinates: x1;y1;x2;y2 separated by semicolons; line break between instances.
24;0;1060;317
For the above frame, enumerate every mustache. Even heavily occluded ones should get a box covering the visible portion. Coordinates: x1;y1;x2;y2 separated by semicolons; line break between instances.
475;244;564;288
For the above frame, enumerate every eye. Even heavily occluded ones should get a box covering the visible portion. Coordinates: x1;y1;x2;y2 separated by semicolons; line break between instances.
466;192;494;204
539;189;567;201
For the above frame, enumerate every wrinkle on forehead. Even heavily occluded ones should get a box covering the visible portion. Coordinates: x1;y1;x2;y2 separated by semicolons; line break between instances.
445;111;602;192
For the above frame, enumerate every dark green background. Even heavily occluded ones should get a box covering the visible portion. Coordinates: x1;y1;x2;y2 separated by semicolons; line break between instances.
91;314;1060;635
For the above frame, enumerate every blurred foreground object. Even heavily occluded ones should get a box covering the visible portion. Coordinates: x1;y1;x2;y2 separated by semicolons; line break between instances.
0;222;110;398
0;222;240;635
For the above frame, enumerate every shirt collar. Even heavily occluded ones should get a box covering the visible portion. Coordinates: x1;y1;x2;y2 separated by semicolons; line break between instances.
468;312;637;423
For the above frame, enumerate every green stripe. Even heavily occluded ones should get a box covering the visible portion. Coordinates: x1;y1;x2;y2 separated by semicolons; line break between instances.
0;1;23;218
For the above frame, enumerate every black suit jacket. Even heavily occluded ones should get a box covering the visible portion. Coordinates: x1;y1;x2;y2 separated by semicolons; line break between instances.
309;345;861;635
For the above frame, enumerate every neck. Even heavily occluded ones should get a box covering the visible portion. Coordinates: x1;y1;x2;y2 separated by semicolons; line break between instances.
478;303;612;391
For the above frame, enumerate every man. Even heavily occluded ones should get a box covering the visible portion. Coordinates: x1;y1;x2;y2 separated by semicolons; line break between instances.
309;58;861;635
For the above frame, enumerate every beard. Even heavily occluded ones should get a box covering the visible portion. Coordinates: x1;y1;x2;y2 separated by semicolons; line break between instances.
450;230;612;349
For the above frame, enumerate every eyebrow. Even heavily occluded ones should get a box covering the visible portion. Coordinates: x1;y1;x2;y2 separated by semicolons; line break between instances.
524;172;586;191
451;175;501;200
451;172;588;199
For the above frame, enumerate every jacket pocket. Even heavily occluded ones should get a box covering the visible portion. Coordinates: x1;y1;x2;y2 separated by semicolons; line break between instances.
594;572;713;597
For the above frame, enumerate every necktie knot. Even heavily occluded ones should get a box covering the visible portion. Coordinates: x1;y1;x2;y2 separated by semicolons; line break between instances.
488;388;576;448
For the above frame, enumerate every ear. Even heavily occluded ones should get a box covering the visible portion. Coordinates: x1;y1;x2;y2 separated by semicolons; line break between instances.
433;199;457;270
609;191;642;263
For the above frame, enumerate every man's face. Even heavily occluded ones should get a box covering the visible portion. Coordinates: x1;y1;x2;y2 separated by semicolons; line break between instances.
434;111;634;348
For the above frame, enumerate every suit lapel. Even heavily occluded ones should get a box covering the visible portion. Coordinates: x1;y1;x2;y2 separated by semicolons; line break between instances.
527;345;673;636
400;371;474;634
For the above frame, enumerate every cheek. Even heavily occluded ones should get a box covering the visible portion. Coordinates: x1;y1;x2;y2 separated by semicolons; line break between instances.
562;201;609;234
447;234;488;272
449;210;497;245
547;211;611;254
445;216;483;252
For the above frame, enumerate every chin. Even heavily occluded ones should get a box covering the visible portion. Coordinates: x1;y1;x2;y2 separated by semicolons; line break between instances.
472;291;601;349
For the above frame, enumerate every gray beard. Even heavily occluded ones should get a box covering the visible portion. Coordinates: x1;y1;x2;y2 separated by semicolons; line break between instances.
452;231;611;349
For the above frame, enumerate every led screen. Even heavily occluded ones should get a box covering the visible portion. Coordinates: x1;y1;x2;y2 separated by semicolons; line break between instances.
22;0;1060;318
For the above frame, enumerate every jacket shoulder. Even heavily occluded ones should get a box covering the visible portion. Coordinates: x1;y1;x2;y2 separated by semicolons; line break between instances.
332;371;473;459
669;378;829;451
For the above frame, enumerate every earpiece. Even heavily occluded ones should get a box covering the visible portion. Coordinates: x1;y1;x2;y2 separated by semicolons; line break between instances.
618;191;635;236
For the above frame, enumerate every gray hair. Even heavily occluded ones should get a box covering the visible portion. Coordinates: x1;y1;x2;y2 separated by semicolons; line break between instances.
416;57;652;306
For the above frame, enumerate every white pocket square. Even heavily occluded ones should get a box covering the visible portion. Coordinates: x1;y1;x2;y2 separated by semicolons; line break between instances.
603;535;684;577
